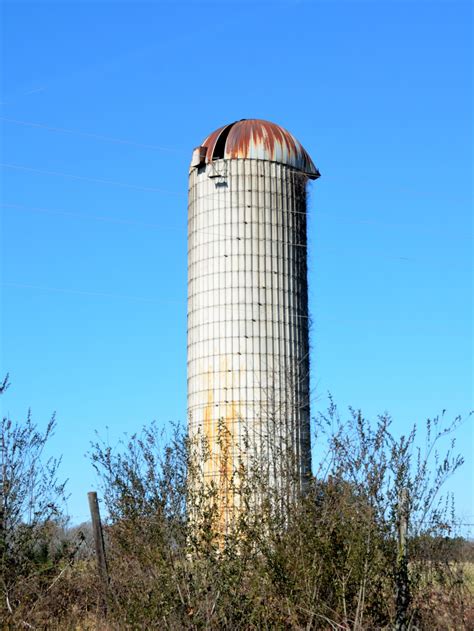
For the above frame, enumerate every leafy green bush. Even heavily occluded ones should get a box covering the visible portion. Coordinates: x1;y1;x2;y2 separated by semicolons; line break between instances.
87;403;472;630
0;376;82;627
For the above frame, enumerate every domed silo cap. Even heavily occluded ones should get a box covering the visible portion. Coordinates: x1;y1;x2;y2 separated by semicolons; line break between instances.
191;119;320;179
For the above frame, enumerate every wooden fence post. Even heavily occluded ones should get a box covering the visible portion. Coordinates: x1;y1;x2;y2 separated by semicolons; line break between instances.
395;487;410;630
87;491;110;609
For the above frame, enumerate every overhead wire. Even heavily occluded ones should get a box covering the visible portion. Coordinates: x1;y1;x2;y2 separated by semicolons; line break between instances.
2;281;184;304
1;202;423;267
1;182;453;251
0;115;186;154
0;202;184;231
2;114;468;233
0;162;184;195
1;157;459;237
1;147;458;268
0;199;426;264
4;121;469;470
0;199;421;262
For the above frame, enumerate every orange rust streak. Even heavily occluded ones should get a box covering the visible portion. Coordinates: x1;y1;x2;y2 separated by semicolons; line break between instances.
202;365;238;532
203;371;216;480
202;119;318;176
218;401;237;532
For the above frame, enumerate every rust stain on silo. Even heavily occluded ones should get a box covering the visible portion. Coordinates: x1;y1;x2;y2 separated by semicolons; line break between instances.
202;366;237;529
201;119;320;179
217;400;238;531
203;371;215;478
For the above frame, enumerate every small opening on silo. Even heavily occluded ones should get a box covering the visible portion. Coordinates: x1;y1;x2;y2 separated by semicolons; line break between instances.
212;123;235;160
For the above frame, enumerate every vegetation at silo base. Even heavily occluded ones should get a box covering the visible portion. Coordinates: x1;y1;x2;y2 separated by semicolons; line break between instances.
0;376;473;630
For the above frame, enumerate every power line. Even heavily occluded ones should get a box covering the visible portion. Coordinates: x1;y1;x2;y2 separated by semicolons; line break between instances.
0;162;185;195
2;281;184;304
1;161;463;240
0;202;184;231
5;201;464;268
0;201;419;263
0;116;186;154
1;202;306;246
4;282;311;315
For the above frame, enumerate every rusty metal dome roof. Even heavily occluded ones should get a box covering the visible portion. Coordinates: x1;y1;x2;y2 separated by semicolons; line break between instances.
197;119;320;179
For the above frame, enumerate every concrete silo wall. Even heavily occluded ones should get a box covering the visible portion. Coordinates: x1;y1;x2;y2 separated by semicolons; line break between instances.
188;158;311;525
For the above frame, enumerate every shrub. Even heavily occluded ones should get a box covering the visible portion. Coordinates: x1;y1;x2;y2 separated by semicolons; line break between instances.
87;402;472;630
0;376;81;628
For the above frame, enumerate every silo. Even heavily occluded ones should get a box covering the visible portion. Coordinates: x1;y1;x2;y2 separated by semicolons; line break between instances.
188;119;319;528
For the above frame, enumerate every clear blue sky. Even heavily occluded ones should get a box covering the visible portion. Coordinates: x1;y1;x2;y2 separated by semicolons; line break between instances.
1;1;472;527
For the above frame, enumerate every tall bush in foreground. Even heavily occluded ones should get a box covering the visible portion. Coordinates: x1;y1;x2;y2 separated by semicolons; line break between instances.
0;376;78;628
89;403;472;630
